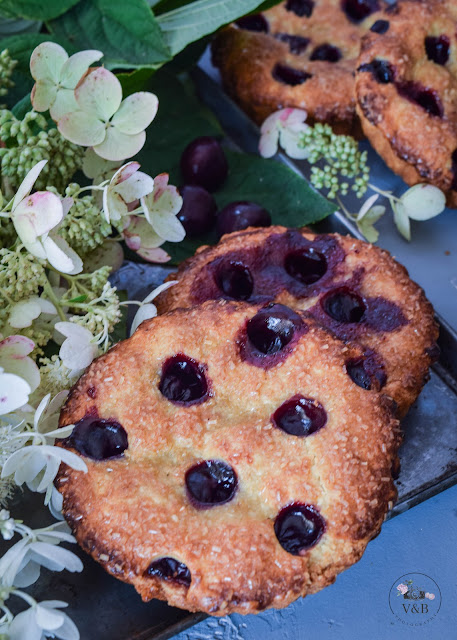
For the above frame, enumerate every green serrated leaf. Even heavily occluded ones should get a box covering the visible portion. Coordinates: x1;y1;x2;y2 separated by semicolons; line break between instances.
0;0;79;20
48;0;171;70
156;0;269;56
67;294;88;303
0;33;76;109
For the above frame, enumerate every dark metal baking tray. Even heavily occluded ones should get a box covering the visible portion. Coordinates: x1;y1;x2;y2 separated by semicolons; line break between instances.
3;69;457;640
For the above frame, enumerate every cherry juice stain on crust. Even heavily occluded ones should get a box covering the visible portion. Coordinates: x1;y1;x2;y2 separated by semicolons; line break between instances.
272;395;327;436
159;354;209;405
342;0;379;22
66;413;128;460
145;557;191;587
185;460;238;508
275;33;310;55
235;14;269;32
397;81;444;117
274;503;326;555
425;35;450;66
272;63;312;86
190;230;344;306
285;0;314;18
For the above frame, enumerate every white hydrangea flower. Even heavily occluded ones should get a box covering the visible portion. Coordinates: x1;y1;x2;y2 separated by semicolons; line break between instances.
54;322;99;376
102;162;154;223
130;281;178;335
10;161;83;275
8;296;57;330
0;509;15;541
8;600;79;640
0;336;40;414
82;147;121;184
123;216;170;263
259;108;309;159
356;194;386;243
30;41;103;120
140;173;184;243
58;67;158;161
0;368;31;416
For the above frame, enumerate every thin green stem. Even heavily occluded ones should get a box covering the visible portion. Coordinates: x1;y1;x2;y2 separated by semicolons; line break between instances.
42;278;66;322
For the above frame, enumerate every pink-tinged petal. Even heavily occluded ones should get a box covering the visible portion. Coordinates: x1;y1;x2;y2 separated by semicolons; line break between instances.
57;111;105;147
136;246;170;263
111;92;159;135
93;128;146;161
0;335;35;357
141;189;184;242
124;233;141;251
31;80;57;112
151;173;169;199
12;160;48;209
60;50;103;88
112;162;140;186
0;372;31;414
75;67;122;121
42;235;83;275
260;110;283;134
106;191;129;222
259;124;280;158
12;192;64;257
30;42;68;83
116;171;154;203
49;88;80;121
123;215;162;248
281;107;308;127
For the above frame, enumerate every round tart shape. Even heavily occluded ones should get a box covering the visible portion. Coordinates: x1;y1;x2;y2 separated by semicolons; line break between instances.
355;0;457;207
156;226;439;417
211;0;388;135
57;300;400;615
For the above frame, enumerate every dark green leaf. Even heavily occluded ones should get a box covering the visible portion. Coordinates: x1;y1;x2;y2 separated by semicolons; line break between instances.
48;0;171;70
11;93;32;118
117;68;155;98
0;0;79;20
0;33;75;109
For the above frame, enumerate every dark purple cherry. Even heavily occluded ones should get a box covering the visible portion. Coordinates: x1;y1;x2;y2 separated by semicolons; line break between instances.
272;63;312;86
146;557;191;587
216;201;271;237
272;395;327;437
285;0;314;18
70;416;128;460
397;81;443;117
275;33;310;55
322;287;366;323
370;19;389;34
178;185;217;236
159;354;208;405
358;59;394;83
451;148;457;191
185;460;237;508
346;358;373;390
342;0;379;22
247;304;303;355
284;248;327;285
310;44;342;63
235;13;269;32
425;35;450;66
274;503;325;554
180;137;228;192
216;261;254;300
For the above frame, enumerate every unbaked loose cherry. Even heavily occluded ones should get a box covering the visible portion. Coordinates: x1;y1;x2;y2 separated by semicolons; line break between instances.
180;137;228;192
178;185;217;236
216;201;271;237
274;503;325;554
146;557;191;587
185;460;237;508
159;354;208;405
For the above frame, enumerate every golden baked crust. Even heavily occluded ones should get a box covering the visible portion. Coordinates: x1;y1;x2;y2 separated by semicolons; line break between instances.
56;301;400;615
157;226;438;417
355;0;457;206
211;0;387;135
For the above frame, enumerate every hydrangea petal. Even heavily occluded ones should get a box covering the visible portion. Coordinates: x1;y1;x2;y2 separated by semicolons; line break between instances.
58;111;106;147
13;559;41;588
136;246;169;263
75;67;122;121
8;607;41;640
36;604;65;630
142;280;178;305
31;79;58;113
50;88;80;121
12;160;47;210
94;128;146;162
0;371;31;414
115;171;154;203
53;613;80;640
42;234;83;275
393;202;411;241
83;147;121;181
55;322;93;341
9;299;42;329
0;334;35;357
400;184;446;221
111;92;159;135
124;216;162;249
130;303;157;335
279;128;309;159
13;191;63;244
30;42;68;84
60;50;103;87
83;240;124;274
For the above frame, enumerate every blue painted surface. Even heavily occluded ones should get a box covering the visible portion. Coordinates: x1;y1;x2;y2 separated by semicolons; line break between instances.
176;484;457;640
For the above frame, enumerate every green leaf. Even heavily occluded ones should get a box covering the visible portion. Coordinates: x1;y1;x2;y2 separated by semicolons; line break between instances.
117;68;155;98
0;0;79;20
11;93;32;118
67;294;88;303
48;0;171;70
0;33;76;109
156;0;269;56
135;73;335;263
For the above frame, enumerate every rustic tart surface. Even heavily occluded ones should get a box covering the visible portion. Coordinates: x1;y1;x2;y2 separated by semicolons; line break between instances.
157;227;439;418
355;0;457;206
57;301;400;615
212;0;388;135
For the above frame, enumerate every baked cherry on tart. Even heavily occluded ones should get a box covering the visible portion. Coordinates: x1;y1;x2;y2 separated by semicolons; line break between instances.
56;301;400;615
211;0;388;135
355;0;457;207
156;226;439;417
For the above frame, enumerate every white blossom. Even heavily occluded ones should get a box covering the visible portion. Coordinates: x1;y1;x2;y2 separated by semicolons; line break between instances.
259;108;309;159
102;162;154;224
8;297;57;330
8;600;79;640
140;173;184;243
54;322;98;375
0;509;15;540
130;281;178;335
